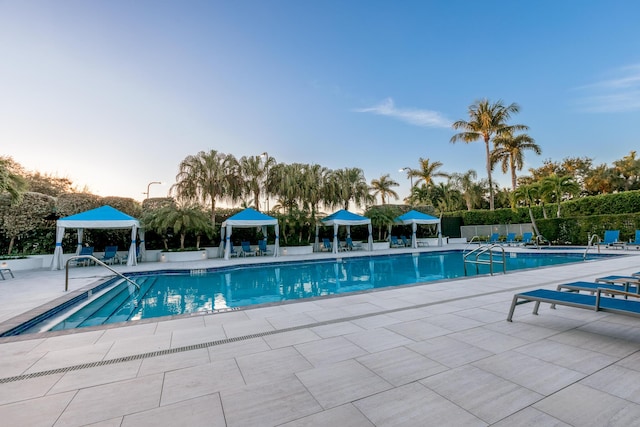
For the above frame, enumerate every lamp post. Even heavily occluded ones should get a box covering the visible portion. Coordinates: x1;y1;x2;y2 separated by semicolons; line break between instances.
260;152;269;212
144;181;162;199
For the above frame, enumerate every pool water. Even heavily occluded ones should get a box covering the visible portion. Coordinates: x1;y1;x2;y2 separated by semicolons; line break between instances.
22;250;612;334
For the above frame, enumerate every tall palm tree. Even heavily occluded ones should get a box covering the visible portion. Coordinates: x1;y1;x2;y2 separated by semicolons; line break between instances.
541;174;580;218
0;158;27;204
408;158;448;188
370;174;399;205
513;183;542;237
451;99;527;210
329;168;372;210
171;150;240;226
492;131;541;190
239;155;267;211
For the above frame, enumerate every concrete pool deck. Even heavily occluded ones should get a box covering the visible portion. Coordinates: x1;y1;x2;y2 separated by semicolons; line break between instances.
1;245;640;426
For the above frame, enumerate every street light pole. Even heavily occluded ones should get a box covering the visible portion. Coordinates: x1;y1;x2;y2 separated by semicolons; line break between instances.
261;152;269;212
144;181;162;199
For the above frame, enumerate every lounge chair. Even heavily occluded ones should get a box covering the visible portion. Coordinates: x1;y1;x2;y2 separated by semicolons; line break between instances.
321;238;332;252
390;236;403;248
556;280;640;295
76;246;94;266
400;235;410;247
346;237;363;251
225;241;238;258
505;233;517;245
625;230;640;250
241;241;256;257
101;245;119;265
597;230;622;249
507;288;640;322
258;240;272;256
521;232;533;245
488;233;500;244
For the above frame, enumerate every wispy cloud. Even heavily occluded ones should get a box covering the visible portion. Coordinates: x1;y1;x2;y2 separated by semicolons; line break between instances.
573;64;640;113
353;98;452;128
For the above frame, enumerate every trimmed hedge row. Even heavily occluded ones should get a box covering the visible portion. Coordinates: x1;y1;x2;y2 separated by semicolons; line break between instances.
537;214;640;245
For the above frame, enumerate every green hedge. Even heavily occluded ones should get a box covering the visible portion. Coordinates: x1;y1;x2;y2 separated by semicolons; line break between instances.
537;214;640;245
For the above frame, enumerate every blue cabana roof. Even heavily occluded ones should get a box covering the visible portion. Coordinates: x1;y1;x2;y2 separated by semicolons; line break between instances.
394;210;439;224
222;208;277;226
321;209;371;225
60;205;137;222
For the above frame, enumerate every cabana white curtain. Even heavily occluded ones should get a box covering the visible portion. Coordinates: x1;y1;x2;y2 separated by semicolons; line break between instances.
316;209;373;253
218;208;280;260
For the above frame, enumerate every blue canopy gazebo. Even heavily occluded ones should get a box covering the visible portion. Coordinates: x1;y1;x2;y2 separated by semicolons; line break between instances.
219;208;280;260
51;205;141;270
315;209;373;253
394;209;442;248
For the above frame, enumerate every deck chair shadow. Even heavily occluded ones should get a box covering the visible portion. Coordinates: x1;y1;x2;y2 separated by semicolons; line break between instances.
241;241;256;257
101;246;119;265
258;240;272;256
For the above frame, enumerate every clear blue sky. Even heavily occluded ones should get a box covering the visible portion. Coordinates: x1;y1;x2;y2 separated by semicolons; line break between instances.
1;1;639;205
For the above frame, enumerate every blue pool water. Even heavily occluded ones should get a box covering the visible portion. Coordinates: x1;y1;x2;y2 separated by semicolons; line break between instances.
12;250;614;335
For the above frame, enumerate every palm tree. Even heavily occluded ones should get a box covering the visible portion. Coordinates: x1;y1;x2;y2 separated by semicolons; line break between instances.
370;174;399;205
329;168;372;210
239;155;265;211
143;202;211;250
541;174;580;218
0;158;27;204
513;183;542;237
450;169;479;210
171;150;241;227
492;131;541;190
430;181;463;213
408;158;448;188
451;99;527;210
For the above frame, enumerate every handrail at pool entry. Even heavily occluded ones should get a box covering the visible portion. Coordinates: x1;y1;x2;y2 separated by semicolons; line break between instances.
65;255;140;292
463;244;506;276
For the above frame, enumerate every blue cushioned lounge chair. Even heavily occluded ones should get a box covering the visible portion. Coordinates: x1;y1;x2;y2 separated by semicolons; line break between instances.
321;238;332;252
346;237;362;251
597;230;621;249
626;230;640;250
76;246;94;266
258;240;272;256
400;235;410;247
505;233;517;245
489;233;500;244
241;241;256;257
521;232;533;245
507;288;640;322
101;245;119;265
390;236;403;248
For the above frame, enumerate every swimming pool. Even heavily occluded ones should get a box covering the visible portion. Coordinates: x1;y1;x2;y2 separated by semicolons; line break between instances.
8;250;616;335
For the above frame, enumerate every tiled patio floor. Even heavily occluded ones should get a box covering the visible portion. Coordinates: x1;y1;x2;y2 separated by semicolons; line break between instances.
1;246;640;426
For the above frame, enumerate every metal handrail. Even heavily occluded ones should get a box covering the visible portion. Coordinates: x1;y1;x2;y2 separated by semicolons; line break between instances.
588;234;602;255
463;236;483;253
65;255;140;292
463;244;506;276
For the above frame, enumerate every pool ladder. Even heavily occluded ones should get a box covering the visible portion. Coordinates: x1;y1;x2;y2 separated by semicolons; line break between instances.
65;255;140;292
463;244;506;276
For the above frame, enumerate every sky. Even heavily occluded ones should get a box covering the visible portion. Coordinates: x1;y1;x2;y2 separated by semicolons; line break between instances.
1;1;640;206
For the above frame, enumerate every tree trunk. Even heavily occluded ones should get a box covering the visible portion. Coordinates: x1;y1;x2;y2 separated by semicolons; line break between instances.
529;207;541;237
180;233;186;249
510;156;517;190
485;138;494;210
7;236;15;254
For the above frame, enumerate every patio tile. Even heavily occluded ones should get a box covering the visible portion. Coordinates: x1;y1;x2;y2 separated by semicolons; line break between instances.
25;342;113;373
534;383;640;427
263;328;321;349
580;365;640;404
296;359;392;409
344;327;414;353
310;320;365;337
54;373;164;426
203;310;250;326
548;328;640;357
420;365;543;424
49;360;142;394
221;375;322;427
407;336;494;368
454;306;510;323
0;390;75;427
222;318;275;338
0;373;63;405
169;323;226;348
103;332;172;359
138;347;210;376
0;351;48;378
30;330;104;353
161;358;245;405
486;318;561;341
491;406;570;427
472;351;586;395
122;394;225;426
353;382;486;427
207;337;270;361
236;346;312;384
514;339;618;374
152;315;205;334
295;336;368;367
356;346;447;386
95;322;158;343
279;403;374;427
448;327;529;353
350;314;402;329
265;312;318;330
